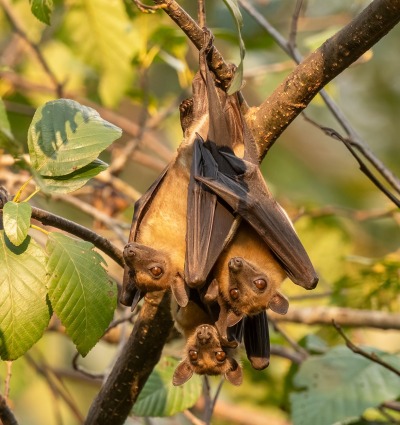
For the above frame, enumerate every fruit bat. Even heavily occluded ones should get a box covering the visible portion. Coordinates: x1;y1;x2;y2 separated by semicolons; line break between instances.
205;221;289;331
121;33;246;309
121;30;318;312
172;298;242;386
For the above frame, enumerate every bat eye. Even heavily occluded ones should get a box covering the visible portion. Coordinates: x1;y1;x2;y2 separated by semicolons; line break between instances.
215;351;226;363
229;288;239;300
189;350;198;362
254;279;267;290
149;266;163;277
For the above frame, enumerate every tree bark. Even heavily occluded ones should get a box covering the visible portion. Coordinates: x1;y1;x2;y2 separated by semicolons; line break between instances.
84;291;173;424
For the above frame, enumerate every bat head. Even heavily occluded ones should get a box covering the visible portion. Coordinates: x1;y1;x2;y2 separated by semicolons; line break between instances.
123;242;188;307
173;324;242;386
221;256;289;317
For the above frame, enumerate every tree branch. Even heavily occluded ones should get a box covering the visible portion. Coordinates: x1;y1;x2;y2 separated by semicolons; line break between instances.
0;394;18;425
30;206;124;268
84;291;174;425
249;0;400;156
333;321;400;377
269;306;400;330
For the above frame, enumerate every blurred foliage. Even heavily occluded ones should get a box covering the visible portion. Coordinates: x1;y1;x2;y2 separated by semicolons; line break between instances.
0;0;399;424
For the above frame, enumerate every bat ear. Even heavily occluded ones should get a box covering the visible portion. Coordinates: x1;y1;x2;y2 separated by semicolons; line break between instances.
173;360;193;386
171;275;189;308
225;360;243;386
268;292;289;315
204;279;219;303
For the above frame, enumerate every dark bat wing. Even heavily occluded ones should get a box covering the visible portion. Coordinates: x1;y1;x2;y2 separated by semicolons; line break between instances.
243;311;270;370
196;166;319;290
120;165;170;308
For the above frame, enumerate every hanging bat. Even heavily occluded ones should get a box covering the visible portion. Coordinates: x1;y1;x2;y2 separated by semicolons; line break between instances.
121;32;246;309
205;221;289;331
172;297;242;386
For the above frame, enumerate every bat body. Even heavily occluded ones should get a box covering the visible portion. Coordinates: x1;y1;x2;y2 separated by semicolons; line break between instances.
172;298;242;386
121;35;246;308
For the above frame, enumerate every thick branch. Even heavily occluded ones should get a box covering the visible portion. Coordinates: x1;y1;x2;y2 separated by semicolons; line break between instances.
31;206;124;268
251;0;400;155
0;394;18;425
84;291;173;425
269;307;400;330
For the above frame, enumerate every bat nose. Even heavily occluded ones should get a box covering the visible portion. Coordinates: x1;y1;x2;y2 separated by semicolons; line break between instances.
197;325;212;344
228;257;243;272
123;244;136;258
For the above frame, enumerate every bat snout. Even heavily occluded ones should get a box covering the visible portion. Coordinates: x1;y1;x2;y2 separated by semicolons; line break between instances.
123;243;136;259
196;325;212;344
228;257;244;272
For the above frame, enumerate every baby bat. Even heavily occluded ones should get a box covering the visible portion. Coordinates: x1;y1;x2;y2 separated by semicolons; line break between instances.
172;299;242;386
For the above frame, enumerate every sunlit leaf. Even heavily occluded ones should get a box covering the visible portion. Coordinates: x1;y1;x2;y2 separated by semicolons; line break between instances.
0;232;51;360
3;201;32;246
291;345;400;425
64;0;139;106
46;233;117;356
27;99;121;176
34;159;108;194
132;357;202;417
30;0;53;25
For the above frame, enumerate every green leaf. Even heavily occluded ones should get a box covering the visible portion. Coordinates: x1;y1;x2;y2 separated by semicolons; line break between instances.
3;201;32;246
0;98;20;156
64;0;139;107
0;232;51;360
46;233;117;356
223;0;245;94
27;99;121;177
132;357;202;417
290;345;400;425
34;159;108;194
30;0;53;25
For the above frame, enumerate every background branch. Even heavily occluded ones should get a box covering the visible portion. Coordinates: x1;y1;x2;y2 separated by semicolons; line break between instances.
269;307;400;330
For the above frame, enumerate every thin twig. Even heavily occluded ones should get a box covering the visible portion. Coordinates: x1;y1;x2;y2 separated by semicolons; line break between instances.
30;206;125;267
4;362;12;402
302;115;400;207
270;344;305;364
269;306;400;330
288;0;304;52
333;320;400;377
210;378;224;416
183;409;206;425
72;352;104;381
51;193;128;244
198;0;206;28
0;0;63;97
270;319;309;360
25;354;85;422
132;0;167;13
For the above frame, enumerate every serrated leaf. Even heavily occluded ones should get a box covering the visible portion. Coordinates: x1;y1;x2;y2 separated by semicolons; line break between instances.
30;0;53;25
290;345;400;425
223;0;245;94
33;159;108;194
28;99;121;177
132;357;202;417
46;233;117;356
3;201;32;246
0;232;51;360
0;98;20;156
